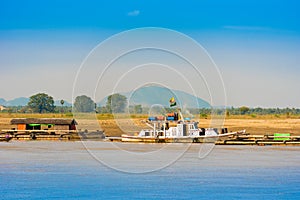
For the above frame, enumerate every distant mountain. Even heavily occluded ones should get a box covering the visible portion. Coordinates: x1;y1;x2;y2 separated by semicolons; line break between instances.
0;98;6;105
0;97;72;107
5;97;29;106
98;86;210;108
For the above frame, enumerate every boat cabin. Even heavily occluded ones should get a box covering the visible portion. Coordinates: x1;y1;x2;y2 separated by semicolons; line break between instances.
139;121;202;138
11;118;77;131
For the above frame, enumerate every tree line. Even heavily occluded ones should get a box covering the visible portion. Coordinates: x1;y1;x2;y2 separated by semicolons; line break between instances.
187;107;300;117
1;92;300;116
0;93;129;114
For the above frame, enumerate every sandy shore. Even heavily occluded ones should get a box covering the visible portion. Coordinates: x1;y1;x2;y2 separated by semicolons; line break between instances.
1;117;300;137
98;118;300;136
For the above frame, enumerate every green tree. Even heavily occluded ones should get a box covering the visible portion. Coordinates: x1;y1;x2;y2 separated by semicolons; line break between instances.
94;103;98;113
239;106;250;115
74;95;95;112
133;104;143;114
106;93;127;113
226;110;230;117
60;99;65;113
27;93;55;113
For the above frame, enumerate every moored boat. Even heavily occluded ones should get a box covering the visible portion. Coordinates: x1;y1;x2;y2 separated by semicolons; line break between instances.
122;111;246;143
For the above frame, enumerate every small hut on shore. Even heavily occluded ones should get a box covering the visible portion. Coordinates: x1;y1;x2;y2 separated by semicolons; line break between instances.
0;105;7;111
11;118;77;131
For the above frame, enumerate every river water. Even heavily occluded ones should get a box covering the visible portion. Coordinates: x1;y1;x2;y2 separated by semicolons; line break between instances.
1;141;300;199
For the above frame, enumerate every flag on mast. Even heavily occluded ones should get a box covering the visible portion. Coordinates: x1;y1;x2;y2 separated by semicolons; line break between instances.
169;97;177;107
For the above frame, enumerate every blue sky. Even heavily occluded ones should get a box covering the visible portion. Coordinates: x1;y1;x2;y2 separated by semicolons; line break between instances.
0;0;300;107
1;0;299;31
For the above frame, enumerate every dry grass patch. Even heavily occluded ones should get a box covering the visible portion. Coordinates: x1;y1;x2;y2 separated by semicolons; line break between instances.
1;113;300;136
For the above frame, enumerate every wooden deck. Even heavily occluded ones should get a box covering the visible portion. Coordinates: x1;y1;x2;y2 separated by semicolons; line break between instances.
215;133;300;146
2;129;300;145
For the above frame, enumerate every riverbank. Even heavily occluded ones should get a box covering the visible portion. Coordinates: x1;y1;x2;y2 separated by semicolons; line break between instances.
1;114;300;137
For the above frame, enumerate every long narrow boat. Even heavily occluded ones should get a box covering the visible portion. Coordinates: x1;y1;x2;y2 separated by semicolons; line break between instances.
121;130;246;143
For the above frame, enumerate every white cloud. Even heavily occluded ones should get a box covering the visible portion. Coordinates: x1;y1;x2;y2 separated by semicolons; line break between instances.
127;10;140;17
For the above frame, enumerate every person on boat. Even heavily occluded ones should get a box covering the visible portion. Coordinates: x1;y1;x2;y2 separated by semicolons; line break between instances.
165;122;169;130
161;122;170;130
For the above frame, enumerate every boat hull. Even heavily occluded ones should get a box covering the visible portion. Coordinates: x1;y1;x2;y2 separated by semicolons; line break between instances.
121;130;245;143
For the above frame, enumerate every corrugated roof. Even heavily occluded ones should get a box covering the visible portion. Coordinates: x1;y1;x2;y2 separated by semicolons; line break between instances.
11;118;78;125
